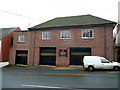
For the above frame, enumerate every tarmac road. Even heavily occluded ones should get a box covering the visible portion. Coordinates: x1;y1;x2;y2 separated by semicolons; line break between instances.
1;66;120;89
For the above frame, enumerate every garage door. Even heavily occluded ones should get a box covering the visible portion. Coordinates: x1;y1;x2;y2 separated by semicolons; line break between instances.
40;47;56;65
16;50;28;65
70;48;91;65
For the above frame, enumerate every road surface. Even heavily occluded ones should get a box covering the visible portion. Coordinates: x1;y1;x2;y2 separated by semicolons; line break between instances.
1;66;120;89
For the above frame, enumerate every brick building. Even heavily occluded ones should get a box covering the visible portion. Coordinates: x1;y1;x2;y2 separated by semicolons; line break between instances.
9;15;117;67
0;27;21;62
114;24;120;62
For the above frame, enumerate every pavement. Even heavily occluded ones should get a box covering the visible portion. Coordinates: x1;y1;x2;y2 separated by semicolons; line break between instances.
0;61;85;70
0;62;9;68
3;64;84;70
3;65;120;76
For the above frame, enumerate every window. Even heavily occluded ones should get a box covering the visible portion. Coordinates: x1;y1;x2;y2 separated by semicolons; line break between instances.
82;29;94;39
101;59;110;63
42;32;50;40
60;30;71;39
59;49;67;57
18;35;25;42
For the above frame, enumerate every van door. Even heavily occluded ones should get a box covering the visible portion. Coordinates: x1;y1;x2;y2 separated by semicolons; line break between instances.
101;59;112;69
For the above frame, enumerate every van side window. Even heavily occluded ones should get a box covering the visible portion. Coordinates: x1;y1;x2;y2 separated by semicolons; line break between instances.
101;59;110;63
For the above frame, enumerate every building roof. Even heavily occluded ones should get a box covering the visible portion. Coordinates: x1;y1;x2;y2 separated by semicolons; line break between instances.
29;14;117;30
0;27;19;40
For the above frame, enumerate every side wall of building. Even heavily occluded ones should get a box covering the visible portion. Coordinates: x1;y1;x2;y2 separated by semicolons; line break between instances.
1;28;21;62
2;33;13;62
114;24;120;62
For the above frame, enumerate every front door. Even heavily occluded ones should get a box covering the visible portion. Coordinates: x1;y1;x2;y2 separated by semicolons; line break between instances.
117;50;120;63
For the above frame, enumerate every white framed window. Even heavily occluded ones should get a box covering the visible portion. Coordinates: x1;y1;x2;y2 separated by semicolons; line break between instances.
82;29;94;39
60;30;71;39
18;35;25;42
42;31;50;40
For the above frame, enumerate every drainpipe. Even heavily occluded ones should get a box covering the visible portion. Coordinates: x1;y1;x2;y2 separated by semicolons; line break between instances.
33;31;36;66
104;26;107;58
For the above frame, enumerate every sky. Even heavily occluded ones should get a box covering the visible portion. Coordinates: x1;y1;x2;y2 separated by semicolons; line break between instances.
118;1;120;23
0;0;119;30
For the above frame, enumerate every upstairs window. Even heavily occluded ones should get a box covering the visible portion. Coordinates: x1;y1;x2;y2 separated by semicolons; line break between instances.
60;30;71;39
42;32;50;40
82;29;94;39
18;35;25;42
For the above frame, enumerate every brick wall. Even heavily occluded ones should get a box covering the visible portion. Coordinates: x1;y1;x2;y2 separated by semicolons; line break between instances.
9;31;31;65
9;25;114;66
1;28;21;62
2;33;13;62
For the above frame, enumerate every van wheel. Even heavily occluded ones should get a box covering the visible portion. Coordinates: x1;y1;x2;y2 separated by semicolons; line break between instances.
113;66;120;71
88;66;95;71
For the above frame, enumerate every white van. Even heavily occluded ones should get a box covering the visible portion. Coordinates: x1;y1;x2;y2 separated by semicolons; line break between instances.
83;56;120;71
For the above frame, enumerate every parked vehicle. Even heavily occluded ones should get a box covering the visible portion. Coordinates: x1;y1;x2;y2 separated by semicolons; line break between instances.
83;56;120;71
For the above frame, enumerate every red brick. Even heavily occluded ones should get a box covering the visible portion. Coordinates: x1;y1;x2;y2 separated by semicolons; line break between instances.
9;25;115;66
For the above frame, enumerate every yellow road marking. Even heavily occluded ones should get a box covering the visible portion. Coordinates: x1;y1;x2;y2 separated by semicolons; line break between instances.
3;72;120;77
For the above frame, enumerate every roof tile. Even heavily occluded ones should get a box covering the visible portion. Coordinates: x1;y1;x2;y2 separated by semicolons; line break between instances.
30;14;117;30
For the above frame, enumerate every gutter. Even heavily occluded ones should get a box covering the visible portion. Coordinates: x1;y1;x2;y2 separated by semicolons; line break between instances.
28;23;117;31
32;31;36;66
33;31;36;65
104;26;107;58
